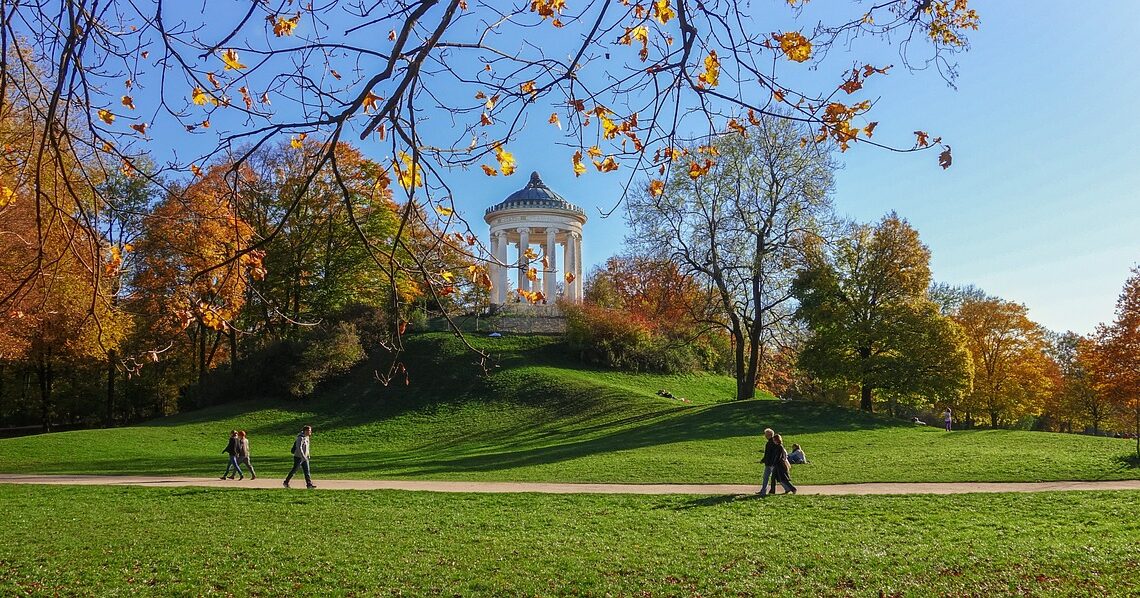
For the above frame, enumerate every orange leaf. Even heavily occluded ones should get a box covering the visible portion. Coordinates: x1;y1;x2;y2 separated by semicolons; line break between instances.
121;96;135;110
914;130;930;148
482;164;499;176
548;113;561;128
221;49;247;70
130;123;147;135
97;109;115;125
648;180;665;197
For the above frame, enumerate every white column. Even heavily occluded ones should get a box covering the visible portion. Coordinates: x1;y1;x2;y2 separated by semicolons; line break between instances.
493;230;509;304
544;228;558;301
516;227;530;294
565;232;577;302
574;231;583;300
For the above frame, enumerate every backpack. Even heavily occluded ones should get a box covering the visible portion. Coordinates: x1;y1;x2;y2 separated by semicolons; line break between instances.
290;436;300;455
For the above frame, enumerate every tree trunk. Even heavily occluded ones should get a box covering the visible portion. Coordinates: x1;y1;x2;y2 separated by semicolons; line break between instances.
857;346;873;411
989;410;999;428
36;348;53;432
198;322;207;385
106;349;116;426
229;328;239;377
733;328;753;400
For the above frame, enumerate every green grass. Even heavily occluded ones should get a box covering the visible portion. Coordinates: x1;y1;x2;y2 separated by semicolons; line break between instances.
1;484;1138;596
0;333;1136;484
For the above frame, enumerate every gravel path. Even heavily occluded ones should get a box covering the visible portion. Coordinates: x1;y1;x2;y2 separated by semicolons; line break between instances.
3;474;1139;495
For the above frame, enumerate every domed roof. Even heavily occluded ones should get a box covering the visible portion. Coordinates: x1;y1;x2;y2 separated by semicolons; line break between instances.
485;171;585;217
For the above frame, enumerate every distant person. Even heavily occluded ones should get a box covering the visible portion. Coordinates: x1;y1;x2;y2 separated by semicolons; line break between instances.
220;430;244;480
758;428;779;497
236;430;256;480
788;443;809;465
771;434;797;495
283;425;315;489
943;408;953;432
911;416;926;425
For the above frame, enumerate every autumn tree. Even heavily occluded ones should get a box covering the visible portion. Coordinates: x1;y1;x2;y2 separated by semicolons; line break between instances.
1;0;978;372
793;213;972;413
131;166;264;385
629;116;838;398
953;297;1054;428
1049;332;1108;434
1096;267;1140;458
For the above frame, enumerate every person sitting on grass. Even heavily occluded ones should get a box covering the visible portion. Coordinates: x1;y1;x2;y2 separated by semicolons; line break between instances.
787;443;809;465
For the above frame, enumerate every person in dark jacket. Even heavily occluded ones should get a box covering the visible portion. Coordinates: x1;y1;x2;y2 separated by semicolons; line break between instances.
220;430;244;480
759;428;779;497
771;434;797;494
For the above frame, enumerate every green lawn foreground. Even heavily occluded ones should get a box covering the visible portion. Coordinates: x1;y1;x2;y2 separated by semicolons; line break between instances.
1;333;1136;484
0;484;1137;596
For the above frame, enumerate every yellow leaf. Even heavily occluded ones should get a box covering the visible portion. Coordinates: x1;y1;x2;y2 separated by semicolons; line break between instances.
524;247;538;261
548;113;561;129
697;51;720;87
97;109;115;125
394;151;423;190
0;185;15;208
520;80;537;95
121;96;135;110
291;133;307;149
572;151;587;177
221;49;247;70
587;145;603;158
526;267;538;282
648;179;665;197
485;94;500;110
435;204;454;217
192;87;207;106
653;0;675;24
564;272;575;284
482;164;499;176
774;32;812;63
272;13;300;37
494;145;517;176
592;156;618;172
440;271;455;282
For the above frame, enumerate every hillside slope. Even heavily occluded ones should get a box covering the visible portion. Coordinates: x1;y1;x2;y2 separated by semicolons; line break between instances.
0;333;1135;484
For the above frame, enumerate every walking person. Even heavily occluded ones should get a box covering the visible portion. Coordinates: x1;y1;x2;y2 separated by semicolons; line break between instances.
236;430;256;480
220;430;244;480
771;434;797;495
283;425;315;489
758;428;779;497
943;407;953;432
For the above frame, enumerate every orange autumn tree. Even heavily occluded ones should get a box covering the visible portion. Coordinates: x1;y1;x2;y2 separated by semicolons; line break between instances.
2;0;979;312
132;165;264;384
1096;267;1140;458
954;297;1054;428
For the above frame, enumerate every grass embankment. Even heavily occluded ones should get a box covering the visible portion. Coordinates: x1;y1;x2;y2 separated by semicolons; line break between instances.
0;333;1135;484
1;485;1138;596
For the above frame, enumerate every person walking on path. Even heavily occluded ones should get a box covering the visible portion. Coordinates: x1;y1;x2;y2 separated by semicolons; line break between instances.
759;428;780;497
220;430;244;480
943;408;953;432
771;434;797;495
236;430;256;480
283;425;315;489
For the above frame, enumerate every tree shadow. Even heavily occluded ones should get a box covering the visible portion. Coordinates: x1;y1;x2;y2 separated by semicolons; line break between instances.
663;493;767;510
1114;454;1140;469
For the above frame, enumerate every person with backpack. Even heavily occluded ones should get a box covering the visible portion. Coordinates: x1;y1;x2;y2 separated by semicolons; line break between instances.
220;430;244;480
758;428;779;497
283;425;315;489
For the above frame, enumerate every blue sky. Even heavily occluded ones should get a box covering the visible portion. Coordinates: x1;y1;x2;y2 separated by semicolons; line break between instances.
465;1;1140;335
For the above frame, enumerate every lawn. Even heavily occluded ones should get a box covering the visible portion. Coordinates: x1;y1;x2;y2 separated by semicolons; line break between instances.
1;484;1137;596
0;333;1136;484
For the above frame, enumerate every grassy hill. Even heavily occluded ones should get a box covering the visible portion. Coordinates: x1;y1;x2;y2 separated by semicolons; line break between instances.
0;333;1136;484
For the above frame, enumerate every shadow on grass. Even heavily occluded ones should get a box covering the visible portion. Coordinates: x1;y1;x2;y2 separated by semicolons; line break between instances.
665;493;768;510
1115;454;1140;469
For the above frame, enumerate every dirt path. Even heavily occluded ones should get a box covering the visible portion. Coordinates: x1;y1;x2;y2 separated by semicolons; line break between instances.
2;474;1139;495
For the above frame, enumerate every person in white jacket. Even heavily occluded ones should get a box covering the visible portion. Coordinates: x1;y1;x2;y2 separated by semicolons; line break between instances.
283;425;315;489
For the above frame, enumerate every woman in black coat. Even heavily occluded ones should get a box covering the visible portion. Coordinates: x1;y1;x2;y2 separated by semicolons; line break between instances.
771;434;797;494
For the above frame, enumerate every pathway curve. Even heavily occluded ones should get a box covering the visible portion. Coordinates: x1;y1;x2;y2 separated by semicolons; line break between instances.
2;474;1140;495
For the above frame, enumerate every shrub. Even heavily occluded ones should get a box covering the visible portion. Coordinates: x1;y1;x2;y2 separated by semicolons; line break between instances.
287;322;366;398
564;303;720;374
